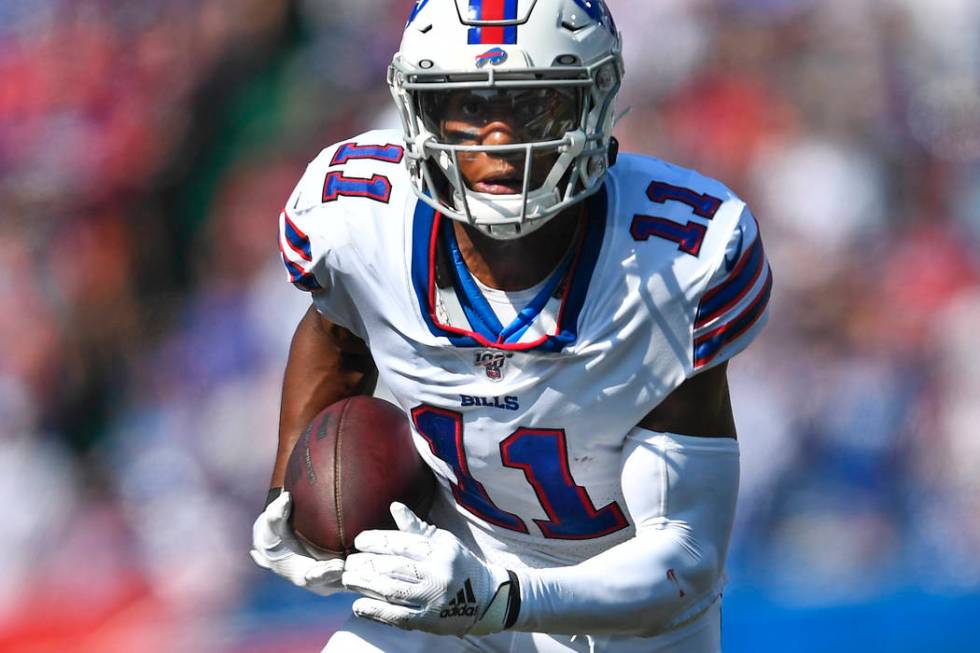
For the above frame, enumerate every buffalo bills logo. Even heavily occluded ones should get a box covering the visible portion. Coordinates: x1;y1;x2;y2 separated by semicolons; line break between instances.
475;47;508;68
474;350;512;381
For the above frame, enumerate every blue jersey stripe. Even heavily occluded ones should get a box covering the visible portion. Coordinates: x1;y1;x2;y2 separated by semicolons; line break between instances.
696;236;765;325
283;217;312;261
694;270;772;366
411;201;484;347
282;256;321;291
545;187;608;351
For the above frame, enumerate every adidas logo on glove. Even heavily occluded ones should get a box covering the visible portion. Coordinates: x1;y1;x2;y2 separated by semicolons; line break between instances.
440;579;478;618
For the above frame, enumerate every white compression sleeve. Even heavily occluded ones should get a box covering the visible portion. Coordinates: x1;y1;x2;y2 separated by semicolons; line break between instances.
512;429;740;637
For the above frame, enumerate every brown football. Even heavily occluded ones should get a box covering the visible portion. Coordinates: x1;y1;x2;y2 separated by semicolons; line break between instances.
284;396;435;558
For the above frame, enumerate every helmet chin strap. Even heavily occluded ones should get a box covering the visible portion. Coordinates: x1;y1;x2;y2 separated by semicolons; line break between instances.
452;186;561;240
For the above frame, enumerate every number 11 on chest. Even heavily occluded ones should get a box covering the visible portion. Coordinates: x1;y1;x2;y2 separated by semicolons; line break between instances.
412;406;628;540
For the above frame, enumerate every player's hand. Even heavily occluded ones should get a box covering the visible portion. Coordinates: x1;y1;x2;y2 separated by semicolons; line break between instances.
342;502;518;636
250;491;345;596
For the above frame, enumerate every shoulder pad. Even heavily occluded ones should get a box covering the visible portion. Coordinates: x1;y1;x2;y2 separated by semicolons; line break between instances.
692;205;771;372
600;153;771;373
286;129;408;215
277;129;409;301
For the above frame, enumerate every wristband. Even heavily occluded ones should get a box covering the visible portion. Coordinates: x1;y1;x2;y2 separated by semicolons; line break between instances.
503;569;521;629
265;486;284;508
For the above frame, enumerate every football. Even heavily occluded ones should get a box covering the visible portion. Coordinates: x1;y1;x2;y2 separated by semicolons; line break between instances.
284;396;436;558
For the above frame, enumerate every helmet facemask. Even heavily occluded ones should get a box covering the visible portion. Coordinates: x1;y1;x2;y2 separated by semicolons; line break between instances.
388;55;622;239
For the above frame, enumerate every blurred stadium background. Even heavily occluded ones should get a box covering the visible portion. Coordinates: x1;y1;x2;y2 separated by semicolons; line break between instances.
1;1;979;651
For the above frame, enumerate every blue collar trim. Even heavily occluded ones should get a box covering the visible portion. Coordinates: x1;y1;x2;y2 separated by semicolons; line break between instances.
410;187;608;351
443;220;576;345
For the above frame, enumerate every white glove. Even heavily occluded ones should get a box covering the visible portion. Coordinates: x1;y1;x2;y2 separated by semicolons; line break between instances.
342;502;520;636
250;491;345;596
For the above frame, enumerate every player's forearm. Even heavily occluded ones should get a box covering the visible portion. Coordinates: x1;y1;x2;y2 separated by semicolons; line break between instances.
511;430;740;637
511;529;725;637
270;305;376;488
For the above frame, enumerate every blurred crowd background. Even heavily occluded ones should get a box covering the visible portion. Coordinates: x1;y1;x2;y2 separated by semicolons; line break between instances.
1;1;978;651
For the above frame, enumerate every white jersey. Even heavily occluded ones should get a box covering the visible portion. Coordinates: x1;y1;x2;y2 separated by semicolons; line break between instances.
278;129;771;570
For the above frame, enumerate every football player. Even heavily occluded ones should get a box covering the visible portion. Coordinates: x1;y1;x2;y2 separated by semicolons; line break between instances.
251;1;772;651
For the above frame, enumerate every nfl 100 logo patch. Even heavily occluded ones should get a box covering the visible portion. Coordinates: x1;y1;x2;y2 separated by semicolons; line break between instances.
474;350;513;381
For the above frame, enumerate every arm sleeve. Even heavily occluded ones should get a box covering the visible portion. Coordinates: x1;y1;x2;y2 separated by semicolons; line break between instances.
512;429;739;637
692;207;772;372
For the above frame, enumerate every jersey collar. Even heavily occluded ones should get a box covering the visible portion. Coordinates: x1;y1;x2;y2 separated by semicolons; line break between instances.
410;188;608;352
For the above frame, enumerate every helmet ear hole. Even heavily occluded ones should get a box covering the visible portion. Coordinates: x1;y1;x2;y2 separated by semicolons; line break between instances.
428;163;452;199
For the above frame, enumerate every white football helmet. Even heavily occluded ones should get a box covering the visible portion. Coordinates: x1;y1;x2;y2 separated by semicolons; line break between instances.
389;0;624;239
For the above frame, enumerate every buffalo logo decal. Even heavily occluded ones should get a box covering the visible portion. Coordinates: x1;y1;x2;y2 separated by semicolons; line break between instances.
475;47;508;68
